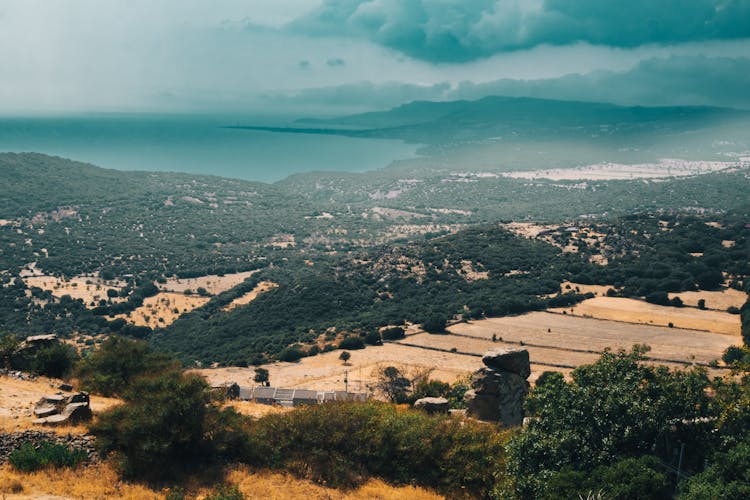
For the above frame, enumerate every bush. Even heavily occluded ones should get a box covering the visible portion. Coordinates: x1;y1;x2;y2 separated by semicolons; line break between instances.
508;346;714;498
363;331;382;345
11;342;79;379
90;370;247;481
76;336;177;396
679;442;750;499
422;316;447;334
381;327;405;341
543;455;671;500
645;291;670;306
9;441;87;472
242;401;508;497
205;485;244;500
338;336;365;350
277;347;304;362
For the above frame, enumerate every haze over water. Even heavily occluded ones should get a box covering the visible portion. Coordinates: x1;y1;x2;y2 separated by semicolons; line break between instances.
0;114;419;183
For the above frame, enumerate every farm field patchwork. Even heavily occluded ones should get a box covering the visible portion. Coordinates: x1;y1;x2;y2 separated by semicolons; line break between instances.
550;296;741;335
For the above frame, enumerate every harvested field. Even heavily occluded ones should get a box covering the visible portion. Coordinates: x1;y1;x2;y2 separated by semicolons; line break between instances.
158;270;258;295
551;296;741;335
447;311;734;369
22;275;125;306
200;305;735;392
558;281;613;296
668;288;748;311
114;292;209;328
197;344;482;395
223;281;278;311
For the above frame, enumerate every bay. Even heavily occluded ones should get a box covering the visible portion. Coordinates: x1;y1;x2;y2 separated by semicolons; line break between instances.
0;114;419;183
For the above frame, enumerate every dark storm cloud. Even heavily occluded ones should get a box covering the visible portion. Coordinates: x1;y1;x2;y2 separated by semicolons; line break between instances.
289;0;750;62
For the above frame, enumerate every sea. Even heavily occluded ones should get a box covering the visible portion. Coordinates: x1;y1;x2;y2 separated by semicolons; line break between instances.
0;114;419;183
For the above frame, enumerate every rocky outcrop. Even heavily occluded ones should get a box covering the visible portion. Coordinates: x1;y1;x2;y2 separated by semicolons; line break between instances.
465;348;530;426
414;397;449;414
33;392;92;426
0;430;98;463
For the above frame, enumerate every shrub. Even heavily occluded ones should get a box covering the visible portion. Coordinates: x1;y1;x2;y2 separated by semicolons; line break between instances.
363;331;382;345
9;441;87;472
277;347;304;362
76;336;177;396
90;370;247;481
543;455;670;500
381;327;405;341
422;316;447;333
242;401;508;497
645;291;670;306
11;342;79;379
205;485;244;500
508;346;714;498
338;336;365;350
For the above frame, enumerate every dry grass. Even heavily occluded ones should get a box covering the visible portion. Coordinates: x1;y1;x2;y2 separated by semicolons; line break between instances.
114;292;210;328
22;275;126;306
223;281;278;311
0;462;444;500
0;463;163;499
158;270;259;295
558;281;614;297
226;400;289;418
196;344;482;395
448;311;735;370
227;465;443;500
552;296;741;335
668;288;748;311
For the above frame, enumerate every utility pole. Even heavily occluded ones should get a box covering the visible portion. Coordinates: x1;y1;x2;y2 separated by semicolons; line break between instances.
344;369;349;393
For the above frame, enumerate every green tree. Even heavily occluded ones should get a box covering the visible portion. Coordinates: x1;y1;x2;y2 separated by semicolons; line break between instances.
339;351;351;365
0;332;19;369
679;442;750;499
508;346;713;498
76;336;177;396
422;316;447;334
374;366;411;403
90;371;245;481
253;367;269;385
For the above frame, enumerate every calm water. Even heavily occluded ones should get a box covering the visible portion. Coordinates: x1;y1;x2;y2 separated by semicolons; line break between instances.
0;114;419;183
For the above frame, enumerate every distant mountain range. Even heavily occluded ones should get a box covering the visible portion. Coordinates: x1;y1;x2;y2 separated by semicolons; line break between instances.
231;96;749;145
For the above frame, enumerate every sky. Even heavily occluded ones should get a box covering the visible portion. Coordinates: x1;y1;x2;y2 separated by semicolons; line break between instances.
1;0;749;114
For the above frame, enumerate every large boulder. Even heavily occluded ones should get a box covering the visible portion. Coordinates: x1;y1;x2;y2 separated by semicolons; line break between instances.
464;373;528;426
482;348;531;379
413;397;449;414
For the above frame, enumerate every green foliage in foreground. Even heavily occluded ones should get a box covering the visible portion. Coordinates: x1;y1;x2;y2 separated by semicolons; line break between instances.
82;339;750;497
680;441;750;499
90;370;247;481
508;346;716;499
242;401;508;498
9;441;87;472
76;336;178;396
543;455;671;500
